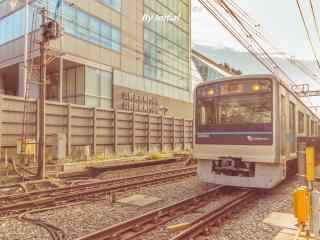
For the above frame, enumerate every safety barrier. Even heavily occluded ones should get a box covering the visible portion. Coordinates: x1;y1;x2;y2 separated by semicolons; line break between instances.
0;94;193;156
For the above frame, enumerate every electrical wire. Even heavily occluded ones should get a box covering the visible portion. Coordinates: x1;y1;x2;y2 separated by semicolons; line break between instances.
223;0;320;85
296;0;320;69
309;0;320;44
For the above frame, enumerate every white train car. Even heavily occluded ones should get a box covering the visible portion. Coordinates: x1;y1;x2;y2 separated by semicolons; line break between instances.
193;74;320;188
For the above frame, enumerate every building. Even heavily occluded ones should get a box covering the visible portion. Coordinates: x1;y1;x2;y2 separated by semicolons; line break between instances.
191;49;240;93
0;0;192;118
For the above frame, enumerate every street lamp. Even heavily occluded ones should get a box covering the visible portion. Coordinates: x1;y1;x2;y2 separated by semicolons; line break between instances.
10;0;28;98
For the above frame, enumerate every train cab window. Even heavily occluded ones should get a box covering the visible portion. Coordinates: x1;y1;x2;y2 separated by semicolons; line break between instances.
196;95;272;126
306;115;310;136
289;102;296;153
298;111;304;135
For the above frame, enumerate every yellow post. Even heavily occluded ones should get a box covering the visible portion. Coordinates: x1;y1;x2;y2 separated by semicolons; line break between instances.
293;186;310;226
306;146;315;182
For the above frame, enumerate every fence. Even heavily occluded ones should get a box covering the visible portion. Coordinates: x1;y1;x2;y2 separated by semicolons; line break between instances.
0;95;193;157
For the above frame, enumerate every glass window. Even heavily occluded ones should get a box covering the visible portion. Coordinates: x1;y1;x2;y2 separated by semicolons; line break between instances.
0;7;26;45
298;111;304;134
86;96;100;107
86;67;100;96
101;22;112;49
101;70;112;98
62;3;121;53
198;93;272;126
111;28;121;52
76;11;89;40
101;0;121;11
101;98;112;108
289;102;296;153
306;115;310;136
64;4;76;35
89;17;100;44
112;0;121;11
84;67;113;108
143;1;190;100
311;120;316;136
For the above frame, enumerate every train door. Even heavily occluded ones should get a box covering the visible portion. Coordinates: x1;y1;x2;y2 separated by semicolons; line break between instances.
280;94;287;177
306;115;310;136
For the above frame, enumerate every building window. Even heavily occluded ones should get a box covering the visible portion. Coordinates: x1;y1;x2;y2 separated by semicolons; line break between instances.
143;0;190;102
63;3;121;53
0;7;27;45
85;66;112;108
0;2;122;53
298;111;304;134
100;0;121;11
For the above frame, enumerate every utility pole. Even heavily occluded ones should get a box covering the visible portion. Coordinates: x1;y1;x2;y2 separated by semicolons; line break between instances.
37;8;48;179
37;8;60;179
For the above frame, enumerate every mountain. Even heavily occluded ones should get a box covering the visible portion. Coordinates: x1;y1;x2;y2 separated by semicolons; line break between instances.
193;44;319;87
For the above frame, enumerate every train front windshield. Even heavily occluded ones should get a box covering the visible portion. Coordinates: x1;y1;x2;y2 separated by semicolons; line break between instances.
196;79;273;145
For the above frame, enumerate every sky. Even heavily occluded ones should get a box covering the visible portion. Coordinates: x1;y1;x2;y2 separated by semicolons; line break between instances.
191;0;316;61
191;0;320;110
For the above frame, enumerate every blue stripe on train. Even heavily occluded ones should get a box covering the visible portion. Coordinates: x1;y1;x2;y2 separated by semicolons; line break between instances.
197;131;272;138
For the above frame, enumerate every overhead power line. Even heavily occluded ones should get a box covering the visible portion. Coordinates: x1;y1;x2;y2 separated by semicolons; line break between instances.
198;0;295;84
296;0;320;69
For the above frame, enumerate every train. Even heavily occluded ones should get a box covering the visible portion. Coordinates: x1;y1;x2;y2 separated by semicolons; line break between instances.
193;74;320;188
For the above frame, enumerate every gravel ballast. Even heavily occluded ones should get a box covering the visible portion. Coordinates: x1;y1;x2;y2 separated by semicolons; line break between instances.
0;176;305;240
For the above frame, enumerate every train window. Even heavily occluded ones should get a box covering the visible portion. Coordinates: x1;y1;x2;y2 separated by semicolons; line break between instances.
306;115;310;136
219;95;272;124
311;121;317;136
196;94;272;126
298;112;304;134
199;106;207;125
281;95;286;156
289;102;296;153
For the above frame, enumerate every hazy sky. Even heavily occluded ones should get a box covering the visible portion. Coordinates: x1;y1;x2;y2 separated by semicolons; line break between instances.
192;0;316;61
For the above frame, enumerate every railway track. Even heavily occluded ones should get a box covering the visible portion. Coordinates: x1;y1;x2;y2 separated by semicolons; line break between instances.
0;166;196;217
75;186;256;240
169;189;256;240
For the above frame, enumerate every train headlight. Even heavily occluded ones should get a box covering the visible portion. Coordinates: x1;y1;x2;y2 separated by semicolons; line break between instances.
252;84;261;92
208;88;214;96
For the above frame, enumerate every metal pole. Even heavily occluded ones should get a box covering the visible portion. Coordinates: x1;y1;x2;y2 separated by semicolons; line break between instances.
59;0;64;103
23;0;29;98
37;8;47;179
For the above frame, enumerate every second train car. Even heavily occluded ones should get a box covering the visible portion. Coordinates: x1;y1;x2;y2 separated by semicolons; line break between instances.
193;74;320;188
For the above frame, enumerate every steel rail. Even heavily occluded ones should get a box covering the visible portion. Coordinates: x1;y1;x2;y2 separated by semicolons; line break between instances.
169;190;256;240
0;167;196;216
0;166;196;202
75;185;226;240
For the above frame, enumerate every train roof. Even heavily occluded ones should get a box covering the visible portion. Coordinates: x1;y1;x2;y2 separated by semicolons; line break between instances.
195;74;274;87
